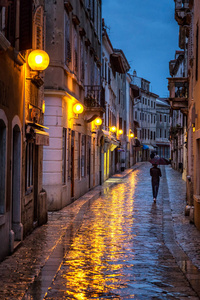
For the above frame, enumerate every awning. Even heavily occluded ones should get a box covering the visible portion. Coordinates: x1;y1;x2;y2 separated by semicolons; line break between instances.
26;122;49;146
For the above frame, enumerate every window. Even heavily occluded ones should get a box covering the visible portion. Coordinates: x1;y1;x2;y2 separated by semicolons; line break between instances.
108;67;111;84
62;128;67;184
73;26;78;73
65;12;71;65
135;111;137;120
148;99;150;106
154;115;156;123
80;39;84;81
25;140;33;191
160;114;162;122
0;120;6;214
164;115;167;122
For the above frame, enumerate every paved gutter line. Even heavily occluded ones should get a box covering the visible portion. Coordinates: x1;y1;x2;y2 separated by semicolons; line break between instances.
162;167;200;297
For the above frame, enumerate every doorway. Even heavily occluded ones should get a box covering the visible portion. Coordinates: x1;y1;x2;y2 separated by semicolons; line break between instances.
12;125;21;240
71;130;75;199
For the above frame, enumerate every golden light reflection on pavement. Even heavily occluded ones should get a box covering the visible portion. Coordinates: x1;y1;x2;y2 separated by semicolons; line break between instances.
48;171;139;299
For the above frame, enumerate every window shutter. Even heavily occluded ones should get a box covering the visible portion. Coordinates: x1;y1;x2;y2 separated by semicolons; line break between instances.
19;0;32;51
65;12;71;65
7;0;16;47
34;6;43;49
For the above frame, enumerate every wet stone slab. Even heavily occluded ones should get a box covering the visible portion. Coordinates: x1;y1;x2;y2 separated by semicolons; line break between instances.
1;163;200;299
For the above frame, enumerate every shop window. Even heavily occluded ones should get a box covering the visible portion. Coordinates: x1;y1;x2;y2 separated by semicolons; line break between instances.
0;120;6;214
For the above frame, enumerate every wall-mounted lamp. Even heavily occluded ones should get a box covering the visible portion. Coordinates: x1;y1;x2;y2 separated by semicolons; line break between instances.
27;50;50;87
130;132;134;138
110;126;117;133
118;129;123;135
42;100;45;114
70;103;84;121
94;117;102;126
73;103;84;116
28;50;50;71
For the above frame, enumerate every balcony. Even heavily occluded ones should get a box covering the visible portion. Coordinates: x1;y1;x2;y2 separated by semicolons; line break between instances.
175;0;191;26
84;85;106;122
168;77;188;111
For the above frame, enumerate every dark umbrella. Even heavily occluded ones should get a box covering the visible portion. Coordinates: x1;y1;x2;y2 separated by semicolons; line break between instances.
149;157;170;165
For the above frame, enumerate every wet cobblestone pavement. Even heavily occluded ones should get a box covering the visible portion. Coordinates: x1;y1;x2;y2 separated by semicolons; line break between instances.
1;163;200;299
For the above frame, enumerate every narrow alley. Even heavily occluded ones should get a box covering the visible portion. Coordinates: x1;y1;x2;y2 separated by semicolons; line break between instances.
1;163;200;299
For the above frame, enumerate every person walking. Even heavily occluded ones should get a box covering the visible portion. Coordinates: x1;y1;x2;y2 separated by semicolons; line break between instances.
150;164;162;202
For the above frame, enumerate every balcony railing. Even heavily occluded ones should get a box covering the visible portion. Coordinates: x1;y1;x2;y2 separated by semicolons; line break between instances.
175;0;191;25
84;85;105;110
168;77;188;110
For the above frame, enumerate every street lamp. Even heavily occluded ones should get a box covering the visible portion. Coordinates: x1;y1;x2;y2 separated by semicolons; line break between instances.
110;126;117;133
28;50;50;71
94;117;102;126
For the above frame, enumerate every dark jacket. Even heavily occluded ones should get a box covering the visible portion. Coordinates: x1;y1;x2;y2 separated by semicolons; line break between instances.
150;166;162;185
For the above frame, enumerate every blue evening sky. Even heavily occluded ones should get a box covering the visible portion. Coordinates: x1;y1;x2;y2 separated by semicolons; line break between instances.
102;0;179;98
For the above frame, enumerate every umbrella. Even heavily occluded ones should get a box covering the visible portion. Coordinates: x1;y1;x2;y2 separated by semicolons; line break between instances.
149;157;170;165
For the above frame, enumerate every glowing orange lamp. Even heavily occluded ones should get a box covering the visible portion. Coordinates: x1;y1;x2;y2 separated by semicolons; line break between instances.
28;50;50;71
94;117;102;126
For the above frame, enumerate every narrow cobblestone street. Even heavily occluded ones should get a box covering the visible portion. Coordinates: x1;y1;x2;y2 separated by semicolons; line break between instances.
1;163;200;299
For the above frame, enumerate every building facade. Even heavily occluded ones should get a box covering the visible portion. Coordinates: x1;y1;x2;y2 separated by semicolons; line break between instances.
0;0;48;261
43;0;104;210
156;98;170;160
168;50;187;178
130;71;158;161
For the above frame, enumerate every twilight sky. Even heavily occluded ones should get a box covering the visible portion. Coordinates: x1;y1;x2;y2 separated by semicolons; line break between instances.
102;0;179;98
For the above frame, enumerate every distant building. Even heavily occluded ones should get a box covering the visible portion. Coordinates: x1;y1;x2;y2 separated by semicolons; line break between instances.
130;71;158;161
156;98;170;159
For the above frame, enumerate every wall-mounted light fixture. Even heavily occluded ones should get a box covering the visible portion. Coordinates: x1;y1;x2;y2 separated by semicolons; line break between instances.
94;117;102;126
130;132;134;138
110;126;117;133
118;129;123;135
27;50;50;87
70;103;84;121
73;103;84;116
28;50;50;71
42;100;45;114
